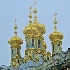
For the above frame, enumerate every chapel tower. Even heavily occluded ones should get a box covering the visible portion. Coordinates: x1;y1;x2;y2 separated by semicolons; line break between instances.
23;1;47;62
49;13;63;56
8;20;23;67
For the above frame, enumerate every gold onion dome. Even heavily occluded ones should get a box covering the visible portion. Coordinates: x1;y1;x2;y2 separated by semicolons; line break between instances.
8;24;23;47
32;8;46;34
23;21;46;35
49;31;63;41
23;25;39;35
28;21;46;34
23;6;46;35
23;6;38;35
49;18;63;41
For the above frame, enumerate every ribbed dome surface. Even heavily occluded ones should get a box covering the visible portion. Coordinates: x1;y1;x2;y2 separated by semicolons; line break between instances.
49;31;63;41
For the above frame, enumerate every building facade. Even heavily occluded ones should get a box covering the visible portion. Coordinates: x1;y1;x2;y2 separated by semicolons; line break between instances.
0;1;70;70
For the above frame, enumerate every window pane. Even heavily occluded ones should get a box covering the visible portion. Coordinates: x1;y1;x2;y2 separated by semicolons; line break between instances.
38;40;40;48
32;39;34;46
53;44;54;52
12;49;13;54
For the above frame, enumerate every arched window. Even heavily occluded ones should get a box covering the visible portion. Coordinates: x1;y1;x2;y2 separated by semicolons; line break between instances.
26;39;28;47
29;38;31;46
32;39;34;46
38;40;40;48
47;56;49;60
26;43;28;47
12;49;13;54
58;44;60;46
17;48;20;55
53;44;54;52
33;53;35;59
18;60;19;63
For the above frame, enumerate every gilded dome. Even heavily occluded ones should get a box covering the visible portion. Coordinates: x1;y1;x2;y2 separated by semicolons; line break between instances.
29;21;46;34
8;24;23;47
49;16;63;41
23;6;46;35
23;24;38;35
8;36;23;47
49;31;63;41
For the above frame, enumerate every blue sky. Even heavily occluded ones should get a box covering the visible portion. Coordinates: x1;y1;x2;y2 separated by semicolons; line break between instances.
0;0;70;66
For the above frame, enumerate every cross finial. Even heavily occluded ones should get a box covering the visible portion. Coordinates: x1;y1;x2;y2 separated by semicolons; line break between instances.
54;12;57;31
14;19;17;23
33;0;37;21
33;0;37;6
28;6;32;23
54;12;57;18
14;19;17;36
29;6;32;12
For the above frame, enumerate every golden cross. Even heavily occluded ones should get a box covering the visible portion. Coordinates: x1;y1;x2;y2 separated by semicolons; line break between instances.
33;0;37;6
54;12;57;31
29;6;32;11
14;19;17;36
14;19;17;23
29;6;32;23
29;6;32;15
54;12;57;17
14;24;17;36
